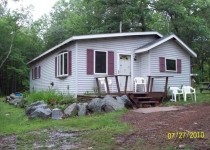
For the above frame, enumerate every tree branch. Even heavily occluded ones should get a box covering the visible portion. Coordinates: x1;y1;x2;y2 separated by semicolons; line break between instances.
0;32;16;69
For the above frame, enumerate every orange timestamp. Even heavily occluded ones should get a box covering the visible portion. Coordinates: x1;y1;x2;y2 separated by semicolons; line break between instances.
167;131;205;140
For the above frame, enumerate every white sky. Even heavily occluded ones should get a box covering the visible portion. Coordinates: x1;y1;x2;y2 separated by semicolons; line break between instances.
7;0;59;20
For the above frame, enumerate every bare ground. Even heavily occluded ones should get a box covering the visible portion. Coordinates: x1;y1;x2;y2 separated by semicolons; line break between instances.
118;104;210;150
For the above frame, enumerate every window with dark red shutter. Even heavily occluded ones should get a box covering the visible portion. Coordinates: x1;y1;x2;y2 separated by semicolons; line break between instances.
108;51;114;75
87;49;94;75
55;57;57;78
177;59;181;73
34;67;37;79
38;66;41;78
159;57;165;72
32;68;34;80
68;51;72;75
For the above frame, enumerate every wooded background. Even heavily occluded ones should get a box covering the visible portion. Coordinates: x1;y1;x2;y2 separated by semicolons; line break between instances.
0;0;210;95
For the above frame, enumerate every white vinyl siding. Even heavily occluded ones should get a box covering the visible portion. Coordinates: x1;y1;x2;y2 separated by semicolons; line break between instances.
149;40;191;91
30;44;76;95
76;36;157;94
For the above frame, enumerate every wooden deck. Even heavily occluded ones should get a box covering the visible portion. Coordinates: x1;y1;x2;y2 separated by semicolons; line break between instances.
77;75;173;108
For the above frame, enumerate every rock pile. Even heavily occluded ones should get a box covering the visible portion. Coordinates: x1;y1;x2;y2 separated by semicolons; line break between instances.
5;93;23;106
23;95;132;119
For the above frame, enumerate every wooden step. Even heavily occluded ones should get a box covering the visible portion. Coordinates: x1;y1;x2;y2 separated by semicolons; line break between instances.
134;97;152;99
138;101;158;107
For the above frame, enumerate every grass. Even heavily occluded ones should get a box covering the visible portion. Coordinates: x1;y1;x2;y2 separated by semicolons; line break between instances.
24;90;77;106
0;98;130;149
163;91;210;106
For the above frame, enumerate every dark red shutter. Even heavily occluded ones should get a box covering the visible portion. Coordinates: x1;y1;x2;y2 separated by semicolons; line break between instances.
55;57;57;78
68;51;72;75
177;59;181;73
108;51;114;75
38;66;41;78
32;68;34;80
159;57;165;72
87;49;94;75
34;67;37;79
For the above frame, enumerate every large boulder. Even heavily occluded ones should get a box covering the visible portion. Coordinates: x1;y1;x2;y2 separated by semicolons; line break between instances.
87;98;104;113
9;93;16;99
29;107;52;119
116;95;133;109
102;95;124;112
25;101;48;116
52;108;63;120
64;103;78;117
77;103;88;116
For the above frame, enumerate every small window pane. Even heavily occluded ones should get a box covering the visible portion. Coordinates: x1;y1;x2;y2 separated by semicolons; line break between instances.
60;55;63;75
166;59;176;71
64;53;68;74
95;51;106;73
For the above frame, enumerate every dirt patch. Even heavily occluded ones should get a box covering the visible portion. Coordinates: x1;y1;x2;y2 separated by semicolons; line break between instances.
119;104;210;149
132;106;185;114
0;130;84;150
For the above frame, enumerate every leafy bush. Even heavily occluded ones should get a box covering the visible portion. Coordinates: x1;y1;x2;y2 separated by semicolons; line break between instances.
24;90;76;106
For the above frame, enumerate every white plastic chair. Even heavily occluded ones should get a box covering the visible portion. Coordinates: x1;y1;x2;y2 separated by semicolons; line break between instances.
98;78;112;93
169;87;183;102
182;86;196;102
134;77;147;92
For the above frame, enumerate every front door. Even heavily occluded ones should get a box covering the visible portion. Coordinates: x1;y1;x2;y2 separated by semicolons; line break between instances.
118;54;131;91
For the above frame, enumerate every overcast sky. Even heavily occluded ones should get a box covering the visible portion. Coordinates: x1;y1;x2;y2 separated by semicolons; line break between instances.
7;0;59;20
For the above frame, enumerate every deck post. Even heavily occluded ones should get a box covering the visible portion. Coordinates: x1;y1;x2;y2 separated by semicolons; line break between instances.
95;78;101;97
124;75;128;94
105;77;110;94
115;76;121;95
150;77;154;92
147;76;151;93
164;76;169;97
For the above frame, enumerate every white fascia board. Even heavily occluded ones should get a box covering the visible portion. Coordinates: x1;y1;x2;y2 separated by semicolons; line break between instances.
135;34;197;58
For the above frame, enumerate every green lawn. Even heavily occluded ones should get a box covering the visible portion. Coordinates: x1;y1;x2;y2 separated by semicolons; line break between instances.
0;99;130;149
163;91;210;106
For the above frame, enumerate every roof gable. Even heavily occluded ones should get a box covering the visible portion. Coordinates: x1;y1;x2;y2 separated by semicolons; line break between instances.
135;34;197;58
28;32;162;65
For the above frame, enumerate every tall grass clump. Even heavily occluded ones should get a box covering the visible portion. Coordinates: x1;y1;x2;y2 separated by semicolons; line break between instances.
24;90;77;106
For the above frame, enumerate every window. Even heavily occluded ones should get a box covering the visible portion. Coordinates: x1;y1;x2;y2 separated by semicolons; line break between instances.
32;66;41;79
166;59;176;71
94;51;107;74
57;52;68;77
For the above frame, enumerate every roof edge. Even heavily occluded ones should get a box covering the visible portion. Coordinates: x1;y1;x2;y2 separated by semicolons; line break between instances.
28;32;163;65
135;34;197;58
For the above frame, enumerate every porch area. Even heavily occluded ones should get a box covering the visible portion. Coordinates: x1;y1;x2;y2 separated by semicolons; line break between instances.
78;75;173;108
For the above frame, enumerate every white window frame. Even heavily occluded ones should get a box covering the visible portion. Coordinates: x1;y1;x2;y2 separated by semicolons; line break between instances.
165;58;177;72
94;50;108;74
57;52;68;77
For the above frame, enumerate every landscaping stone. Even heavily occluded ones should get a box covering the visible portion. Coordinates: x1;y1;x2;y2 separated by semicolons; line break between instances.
25;101;48;116
64;103;78;117
116;95;133;109
87;98;103;113
9;93;16;99
102;95;124;112
77;103;88;116
8;97;22;106
29;107;52;119
52;108;63;120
